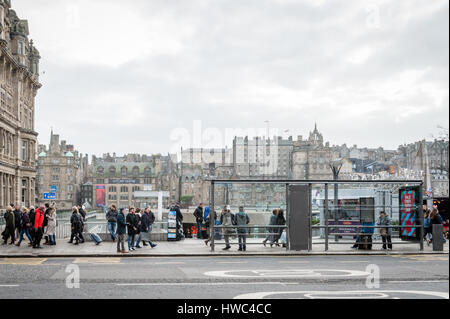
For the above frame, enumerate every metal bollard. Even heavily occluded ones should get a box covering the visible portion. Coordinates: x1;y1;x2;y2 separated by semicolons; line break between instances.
432;224;444;252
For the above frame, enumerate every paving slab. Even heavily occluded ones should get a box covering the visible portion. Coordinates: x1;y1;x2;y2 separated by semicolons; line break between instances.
0;238;448;257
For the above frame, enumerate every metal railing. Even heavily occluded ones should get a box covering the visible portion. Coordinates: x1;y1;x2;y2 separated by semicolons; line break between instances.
313;224;425;251
210;225;287;251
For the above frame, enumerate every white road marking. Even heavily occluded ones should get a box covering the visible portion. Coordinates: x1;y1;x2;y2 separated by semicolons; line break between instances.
339;261;369;263
388;280;449;283
234;290;449;299
0;285;19;287
205;269;370;278
116;282;287;286
216;261;248;264
154;262;185;265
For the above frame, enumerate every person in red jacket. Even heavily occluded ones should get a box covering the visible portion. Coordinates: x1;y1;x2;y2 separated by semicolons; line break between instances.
32;207;45;249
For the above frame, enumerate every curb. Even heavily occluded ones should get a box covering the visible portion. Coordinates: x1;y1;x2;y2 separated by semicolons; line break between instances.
0;251;448;258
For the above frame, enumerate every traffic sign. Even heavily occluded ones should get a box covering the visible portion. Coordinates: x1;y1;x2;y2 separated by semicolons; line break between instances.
43;193;56;200
50;185;58;192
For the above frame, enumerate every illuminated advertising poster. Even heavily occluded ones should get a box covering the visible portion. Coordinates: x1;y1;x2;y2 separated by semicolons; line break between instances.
400;189;416;238
96;185;106;208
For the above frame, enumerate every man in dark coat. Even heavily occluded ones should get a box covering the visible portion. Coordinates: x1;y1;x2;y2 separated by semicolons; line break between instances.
172;203;184;240
2;207;15;245
70;207;82;245
126;207;138;251
116;208;127;253
193;203;204;239
13;204;22;241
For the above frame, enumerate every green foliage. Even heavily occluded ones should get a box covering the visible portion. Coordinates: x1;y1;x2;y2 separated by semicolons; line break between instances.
181;195;194;205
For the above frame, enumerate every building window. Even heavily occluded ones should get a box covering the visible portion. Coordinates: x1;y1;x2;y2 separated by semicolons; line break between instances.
109;186;117;193
22;141;26;161
120;186;129;193
120;195;129;201
121;167;128;176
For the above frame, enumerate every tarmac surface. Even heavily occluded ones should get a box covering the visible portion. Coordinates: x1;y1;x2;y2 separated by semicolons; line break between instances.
0;254;448;299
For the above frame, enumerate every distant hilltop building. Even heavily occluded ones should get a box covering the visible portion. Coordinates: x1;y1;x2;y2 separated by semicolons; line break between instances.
0;0;42;209
36;131;86;209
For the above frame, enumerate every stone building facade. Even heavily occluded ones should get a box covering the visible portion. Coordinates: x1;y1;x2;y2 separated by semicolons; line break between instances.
36;131;82;210
0;0;41;209
90;153;178;209
291;125;347;180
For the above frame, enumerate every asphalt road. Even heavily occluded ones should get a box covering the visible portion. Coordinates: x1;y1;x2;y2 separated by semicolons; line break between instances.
0;255;448;299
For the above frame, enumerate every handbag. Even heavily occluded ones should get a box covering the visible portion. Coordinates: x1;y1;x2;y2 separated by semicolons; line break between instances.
380;228;387;236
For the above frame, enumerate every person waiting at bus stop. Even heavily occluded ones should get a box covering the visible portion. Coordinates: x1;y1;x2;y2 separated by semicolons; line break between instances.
377;211;392;250
236;206;250;252
220;206;234;250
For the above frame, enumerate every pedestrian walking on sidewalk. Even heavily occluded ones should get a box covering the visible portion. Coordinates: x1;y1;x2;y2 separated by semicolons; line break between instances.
273;209;286;247
13;204;22;244
1;206;15;245
137;207;157;248
263;209;278;247
424;209;432;246
204;210;218;246
193;203;204;239
220;206;234;250
45;205;57;245
117;208;127;253
236;206;250;252
126;207;138;251
16;207;33;247
42;203;50;245
29;206;36;243
377;211;392;250
32;207;45;249
69;207;82;245
106;205;118;241
135;208;143;248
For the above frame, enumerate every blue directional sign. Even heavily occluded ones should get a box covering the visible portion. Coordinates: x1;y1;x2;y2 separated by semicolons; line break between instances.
50;185;58;192
43;193;56;200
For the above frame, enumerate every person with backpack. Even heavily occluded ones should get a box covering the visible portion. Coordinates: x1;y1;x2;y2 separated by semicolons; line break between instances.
220;206;235;250
193;203;204;239
235;206;250;252
116;208;127;253
16;207;33;247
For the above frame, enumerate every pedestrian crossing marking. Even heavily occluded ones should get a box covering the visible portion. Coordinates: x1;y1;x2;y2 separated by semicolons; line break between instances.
73;257;121;264
0;258;47;265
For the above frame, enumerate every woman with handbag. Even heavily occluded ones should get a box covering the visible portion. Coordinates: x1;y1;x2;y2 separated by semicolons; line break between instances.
377;211;392;250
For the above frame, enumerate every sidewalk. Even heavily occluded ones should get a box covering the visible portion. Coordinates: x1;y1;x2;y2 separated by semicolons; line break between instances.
0;238;448;257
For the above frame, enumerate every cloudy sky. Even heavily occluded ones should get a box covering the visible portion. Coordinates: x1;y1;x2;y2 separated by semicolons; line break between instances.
14;0;449;157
